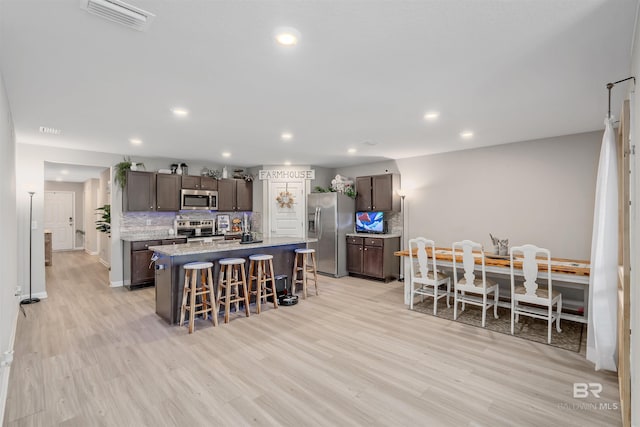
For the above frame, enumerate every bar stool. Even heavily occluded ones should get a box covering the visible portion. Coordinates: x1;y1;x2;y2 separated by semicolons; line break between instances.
247;254;278;314
216;258;250;324
292;248;318;299
179;261;218;333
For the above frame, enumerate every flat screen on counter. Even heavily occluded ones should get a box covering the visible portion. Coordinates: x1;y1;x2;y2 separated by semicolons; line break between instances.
355;211;384;233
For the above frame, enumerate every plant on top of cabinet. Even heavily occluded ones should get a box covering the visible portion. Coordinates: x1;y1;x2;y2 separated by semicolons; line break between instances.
114;156;145;190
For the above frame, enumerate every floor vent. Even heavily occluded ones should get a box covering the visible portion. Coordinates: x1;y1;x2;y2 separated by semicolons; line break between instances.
80;0;155;32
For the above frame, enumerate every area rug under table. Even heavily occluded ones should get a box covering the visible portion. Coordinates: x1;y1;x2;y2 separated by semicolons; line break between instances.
411;298;585;353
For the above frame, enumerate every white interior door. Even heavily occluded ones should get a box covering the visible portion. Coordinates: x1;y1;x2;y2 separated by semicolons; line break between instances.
45;191;74;250
269;180;305;237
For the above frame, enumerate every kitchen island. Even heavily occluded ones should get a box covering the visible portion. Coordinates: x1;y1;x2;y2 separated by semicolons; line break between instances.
149;237;316;324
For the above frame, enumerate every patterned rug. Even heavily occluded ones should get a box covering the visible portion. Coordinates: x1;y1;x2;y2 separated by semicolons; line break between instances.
411;297;585;353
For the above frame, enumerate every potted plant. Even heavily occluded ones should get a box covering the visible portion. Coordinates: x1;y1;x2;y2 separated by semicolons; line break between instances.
114;156;145;190
95;204;111;235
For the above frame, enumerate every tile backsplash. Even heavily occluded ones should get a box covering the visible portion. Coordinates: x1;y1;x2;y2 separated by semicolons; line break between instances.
386;211;402;235
119;212;176;235
119;211;255;235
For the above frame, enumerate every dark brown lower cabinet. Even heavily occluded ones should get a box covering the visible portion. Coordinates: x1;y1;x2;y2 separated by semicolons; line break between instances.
346;235;400;282
124;238;187;289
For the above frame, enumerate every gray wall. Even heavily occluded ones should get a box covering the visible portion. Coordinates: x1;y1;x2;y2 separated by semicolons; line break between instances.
0;72;18;422
337;132;600;260
310;166;337;191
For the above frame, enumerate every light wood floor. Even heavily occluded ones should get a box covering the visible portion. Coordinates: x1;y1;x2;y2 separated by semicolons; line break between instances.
4;251;621;426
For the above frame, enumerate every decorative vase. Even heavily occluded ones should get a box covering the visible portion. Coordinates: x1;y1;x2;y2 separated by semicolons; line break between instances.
222;167;228;179
130;162;138;171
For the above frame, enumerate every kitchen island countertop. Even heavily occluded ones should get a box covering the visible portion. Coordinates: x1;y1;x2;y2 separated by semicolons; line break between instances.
152;236;316;324
149;236;317;256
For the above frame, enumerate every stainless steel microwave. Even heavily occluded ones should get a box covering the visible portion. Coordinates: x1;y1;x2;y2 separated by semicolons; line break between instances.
180;189;218;210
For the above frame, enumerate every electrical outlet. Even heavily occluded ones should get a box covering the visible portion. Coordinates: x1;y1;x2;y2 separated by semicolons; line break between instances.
14;286;21;297
1;350;14;367
31;220;37;229
146;219;152;226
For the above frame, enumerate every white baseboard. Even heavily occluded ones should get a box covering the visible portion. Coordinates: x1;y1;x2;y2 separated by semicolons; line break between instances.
99;259;110;268
0;304;20;424
20;291;48;300
84;249;98;256
110;281;124;288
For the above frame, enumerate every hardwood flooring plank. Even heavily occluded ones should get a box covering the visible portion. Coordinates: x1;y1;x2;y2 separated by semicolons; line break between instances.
3;251;622;426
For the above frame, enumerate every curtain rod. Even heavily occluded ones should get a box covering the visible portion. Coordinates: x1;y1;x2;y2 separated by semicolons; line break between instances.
607;76;635;119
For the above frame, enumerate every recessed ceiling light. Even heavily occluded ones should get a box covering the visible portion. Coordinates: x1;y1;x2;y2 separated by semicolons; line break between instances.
171;107;189;117
281;132;293;141
424;111;440;120
460;131;474;139
222;152;231;158
39;126;61;135
348;148;357;154
274;27;300;46
284;161;291;166
61;169;69;175
129;138;143;145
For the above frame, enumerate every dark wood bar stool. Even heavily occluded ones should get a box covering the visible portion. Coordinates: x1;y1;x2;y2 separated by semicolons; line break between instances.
216;258;250;324
179;261;218;333
247;254;278;314
292;248;318;299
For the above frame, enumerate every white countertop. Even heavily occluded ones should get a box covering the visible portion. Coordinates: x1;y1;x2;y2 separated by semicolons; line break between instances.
120;231;244;242
121;232;180;242
346;233;401;239
149;236;317;256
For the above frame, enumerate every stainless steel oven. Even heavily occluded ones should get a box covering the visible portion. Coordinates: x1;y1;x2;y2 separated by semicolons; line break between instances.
180;189;218;210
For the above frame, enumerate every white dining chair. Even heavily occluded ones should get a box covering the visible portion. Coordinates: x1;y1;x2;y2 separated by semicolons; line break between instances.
452;240;499;327
510;244;562;344
408;238;451;314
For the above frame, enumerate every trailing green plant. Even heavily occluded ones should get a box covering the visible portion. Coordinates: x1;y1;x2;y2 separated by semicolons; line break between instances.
114;156;145;190
314;186;329;193
95;204;111;235
344;186;357;199
206;169;222;180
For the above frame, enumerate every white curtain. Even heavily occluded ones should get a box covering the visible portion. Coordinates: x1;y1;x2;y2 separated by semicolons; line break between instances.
586;117;619;371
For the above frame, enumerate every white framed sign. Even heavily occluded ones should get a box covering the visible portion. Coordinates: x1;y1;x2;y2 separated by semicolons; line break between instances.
258;169;315;180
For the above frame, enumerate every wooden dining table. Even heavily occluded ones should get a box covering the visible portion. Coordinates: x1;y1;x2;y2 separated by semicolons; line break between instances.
395;247;591;323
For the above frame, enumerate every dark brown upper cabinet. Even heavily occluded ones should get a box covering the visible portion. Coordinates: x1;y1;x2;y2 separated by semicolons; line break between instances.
218;179;253;211
124;171;181;212
355;173;400;212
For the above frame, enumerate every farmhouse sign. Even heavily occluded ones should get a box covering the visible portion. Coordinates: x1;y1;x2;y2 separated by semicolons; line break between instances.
258;169;315;180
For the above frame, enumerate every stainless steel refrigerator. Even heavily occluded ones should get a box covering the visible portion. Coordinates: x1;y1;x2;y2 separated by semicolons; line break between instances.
307;192;355;277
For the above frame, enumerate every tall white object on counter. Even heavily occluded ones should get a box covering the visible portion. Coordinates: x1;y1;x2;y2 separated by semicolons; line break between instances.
307;192;355;277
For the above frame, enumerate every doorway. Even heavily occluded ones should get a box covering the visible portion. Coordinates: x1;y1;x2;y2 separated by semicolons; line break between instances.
268;180;305;237
44;191;75;250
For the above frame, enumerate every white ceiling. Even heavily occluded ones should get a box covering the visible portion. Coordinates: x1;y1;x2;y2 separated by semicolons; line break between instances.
1;0;638;168
44;162;108;183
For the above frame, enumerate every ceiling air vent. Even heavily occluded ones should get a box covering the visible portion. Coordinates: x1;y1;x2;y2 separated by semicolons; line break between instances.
39;126;62;135
80;0;155;32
